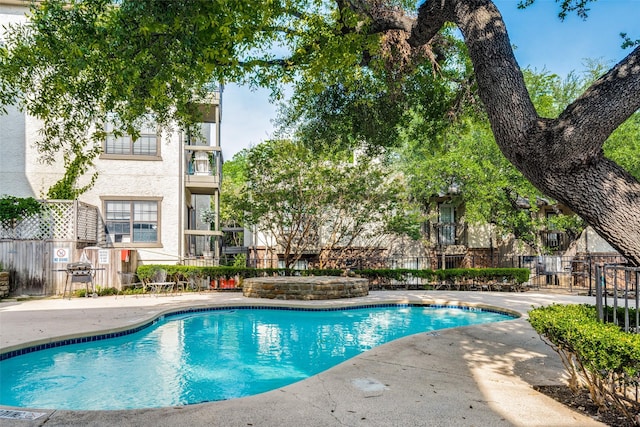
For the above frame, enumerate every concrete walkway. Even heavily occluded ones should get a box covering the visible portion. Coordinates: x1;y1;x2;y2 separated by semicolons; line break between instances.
0;291;607;427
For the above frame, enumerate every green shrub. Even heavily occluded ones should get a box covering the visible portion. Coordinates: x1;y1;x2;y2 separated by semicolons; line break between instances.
73;286;119;297
0;195;43;227
529;304;640;422
354;267;528;287
134;265;530;292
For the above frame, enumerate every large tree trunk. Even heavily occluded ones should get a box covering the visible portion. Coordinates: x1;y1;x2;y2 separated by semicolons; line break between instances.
400;0;640;265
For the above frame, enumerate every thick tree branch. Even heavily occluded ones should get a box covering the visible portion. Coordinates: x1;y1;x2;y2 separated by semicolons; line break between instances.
449;0;539;147
407;0;452;46
365;0;640;264
556;46;640;159
343;0;415;34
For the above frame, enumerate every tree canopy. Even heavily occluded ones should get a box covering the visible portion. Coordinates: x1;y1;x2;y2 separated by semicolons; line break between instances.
241;139;419;268
1;0;639;264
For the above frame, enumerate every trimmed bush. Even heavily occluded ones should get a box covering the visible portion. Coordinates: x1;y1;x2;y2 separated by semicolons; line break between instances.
354;267;529;289
529;304;640;422
135;265;530;292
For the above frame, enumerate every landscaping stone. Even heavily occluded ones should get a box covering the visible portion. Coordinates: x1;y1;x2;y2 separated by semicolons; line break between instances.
243;276;368;300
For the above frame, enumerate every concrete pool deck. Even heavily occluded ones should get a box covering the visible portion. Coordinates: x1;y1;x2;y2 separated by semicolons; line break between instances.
0;291;608;427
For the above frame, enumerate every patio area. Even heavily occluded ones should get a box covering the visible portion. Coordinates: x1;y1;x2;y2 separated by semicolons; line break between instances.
0;291;607;426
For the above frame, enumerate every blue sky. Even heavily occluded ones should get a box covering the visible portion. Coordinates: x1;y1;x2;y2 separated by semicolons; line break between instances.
220;0;640;160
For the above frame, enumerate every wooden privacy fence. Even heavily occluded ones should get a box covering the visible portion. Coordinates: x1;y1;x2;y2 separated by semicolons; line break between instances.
0;240;56;295
0;240;135;296
0;199;136;296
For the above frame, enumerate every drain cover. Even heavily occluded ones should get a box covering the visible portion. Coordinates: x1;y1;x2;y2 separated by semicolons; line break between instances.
0;409;46;420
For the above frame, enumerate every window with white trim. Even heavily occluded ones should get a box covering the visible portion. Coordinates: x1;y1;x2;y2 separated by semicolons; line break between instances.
105;200;159;243
104;120;158;156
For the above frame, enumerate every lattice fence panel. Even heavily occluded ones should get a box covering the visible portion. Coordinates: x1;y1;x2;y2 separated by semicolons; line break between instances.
0;212;53;240
43;201;75;240
0;200;99;242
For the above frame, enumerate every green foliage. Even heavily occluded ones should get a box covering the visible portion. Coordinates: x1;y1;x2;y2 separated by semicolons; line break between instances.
529;304;640;422
517;0;595;20
0;0;379;160
220;151;249;228
136;265;528;287
621;32;640;49
276;49;614;257
354;267;529;285
243;139;419;269
604;111;640;180
74;286;118;297
2;0;638;264
0;196;43;227
232;253;247;268
276;24;473;156
395;66;600;253
135;264;340;282
199;209;216;225
46;148;98;199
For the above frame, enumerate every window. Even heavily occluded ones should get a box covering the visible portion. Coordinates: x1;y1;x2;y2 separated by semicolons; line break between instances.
105;200;159;244
438;204;456;245
104;119;159;156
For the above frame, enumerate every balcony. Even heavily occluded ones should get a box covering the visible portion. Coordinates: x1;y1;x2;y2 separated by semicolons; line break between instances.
540;230;570;252
185;231;224;260
184;147;221;195
190;84;221;123
432;222;468;247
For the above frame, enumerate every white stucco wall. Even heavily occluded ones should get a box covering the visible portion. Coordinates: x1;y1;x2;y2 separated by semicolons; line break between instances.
1;3;184;263
0;4;31;197
85;131;184;262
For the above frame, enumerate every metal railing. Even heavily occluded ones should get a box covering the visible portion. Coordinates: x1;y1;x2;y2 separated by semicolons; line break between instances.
594;263;640;331
539;230;570;252
431;222;467;246
590;263;640;417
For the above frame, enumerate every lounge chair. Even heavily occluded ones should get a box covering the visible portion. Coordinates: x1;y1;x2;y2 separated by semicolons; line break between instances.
144;269;175;296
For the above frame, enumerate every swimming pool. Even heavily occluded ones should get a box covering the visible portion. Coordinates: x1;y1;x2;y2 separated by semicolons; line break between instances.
0;304;514;410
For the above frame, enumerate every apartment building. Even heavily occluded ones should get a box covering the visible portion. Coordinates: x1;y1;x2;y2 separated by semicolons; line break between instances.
0;1;223;293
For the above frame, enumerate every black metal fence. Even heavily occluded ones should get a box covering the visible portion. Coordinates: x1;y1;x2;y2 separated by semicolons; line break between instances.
236;253;629;293
171;252;637;295
594;264;640;330
589;263;640;418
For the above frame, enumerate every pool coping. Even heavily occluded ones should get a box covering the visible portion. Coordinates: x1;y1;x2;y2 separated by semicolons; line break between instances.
0;291;606;427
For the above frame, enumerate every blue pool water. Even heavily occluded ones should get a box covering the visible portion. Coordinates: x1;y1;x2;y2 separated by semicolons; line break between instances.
0;305;513;410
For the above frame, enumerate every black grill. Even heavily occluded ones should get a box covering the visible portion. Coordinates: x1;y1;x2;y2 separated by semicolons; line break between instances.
66;262;93;279
62;261;96;299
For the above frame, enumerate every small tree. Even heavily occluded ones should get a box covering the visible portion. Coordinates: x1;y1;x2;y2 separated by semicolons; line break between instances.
244;140;420;269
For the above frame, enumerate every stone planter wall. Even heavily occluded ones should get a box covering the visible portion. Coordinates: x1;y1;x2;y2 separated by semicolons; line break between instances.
243;276;368;300
0;271;9;299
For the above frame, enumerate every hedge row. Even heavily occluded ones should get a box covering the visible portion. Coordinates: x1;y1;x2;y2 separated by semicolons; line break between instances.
528;304;640;421
135;265;529;286
354;267;530;285
135;265;343;282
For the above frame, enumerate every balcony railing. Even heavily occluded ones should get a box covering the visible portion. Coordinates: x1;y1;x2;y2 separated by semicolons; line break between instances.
540;230;570;252
184;148;221;194
432;222;467;246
